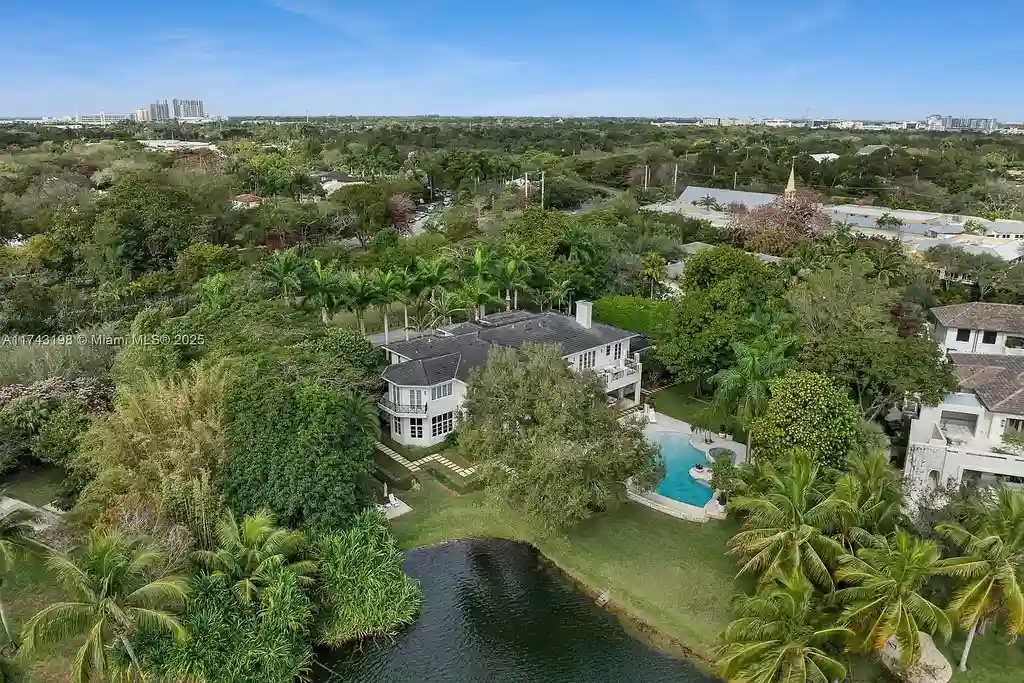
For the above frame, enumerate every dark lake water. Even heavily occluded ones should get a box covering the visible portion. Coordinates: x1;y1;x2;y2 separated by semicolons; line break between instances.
318;539;719;683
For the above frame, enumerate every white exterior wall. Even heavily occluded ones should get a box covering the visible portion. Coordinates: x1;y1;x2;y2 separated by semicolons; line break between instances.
380;340;642;447
907;392;1024;498
383;379;466;448
934;323;1024;356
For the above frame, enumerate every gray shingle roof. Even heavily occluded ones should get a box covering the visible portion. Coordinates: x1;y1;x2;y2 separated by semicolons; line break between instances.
476;313;634;355
381;310;637;386
932;303;1024;335
857;144;890;155
949;353;1024;414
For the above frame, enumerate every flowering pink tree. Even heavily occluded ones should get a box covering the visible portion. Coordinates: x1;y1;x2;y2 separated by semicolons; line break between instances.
727;190;832;255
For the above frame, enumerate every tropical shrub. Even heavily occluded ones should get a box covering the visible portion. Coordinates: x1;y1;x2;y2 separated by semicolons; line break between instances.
752;370;860;469
314;509;422;645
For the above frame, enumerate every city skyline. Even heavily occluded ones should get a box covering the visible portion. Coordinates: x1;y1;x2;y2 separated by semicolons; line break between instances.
5;0;1024;119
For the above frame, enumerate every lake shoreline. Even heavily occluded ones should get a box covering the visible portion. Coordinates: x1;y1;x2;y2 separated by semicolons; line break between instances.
410;537;719;676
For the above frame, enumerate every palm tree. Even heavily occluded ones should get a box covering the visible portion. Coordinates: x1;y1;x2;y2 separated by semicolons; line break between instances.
413;255;455;304
370;268;406;344
468;245;494;282
503;243;533;309
543;279;573;314
19;531;189;683
835;530;952;667
728;451;848;591
494;261;529;311
461;276;498;320
304;258;342;324
262;248;304;303
639;252;668;299
338;390;381;441
716;572;851;683
192;509;316;605
429;289;466;325
0;499;43;646
833;450;904;551
340;270;377;336
868;244;906;286
937;486;1024;671
558;227;596;265
709;337;793;459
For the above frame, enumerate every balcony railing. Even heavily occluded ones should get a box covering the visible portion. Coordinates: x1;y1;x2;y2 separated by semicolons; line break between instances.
602;359;641;382
379;398;427;414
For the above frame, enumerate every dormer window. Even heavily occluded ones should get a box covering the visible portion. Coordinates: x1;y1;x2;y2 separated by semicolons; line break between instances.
956;328;971;342
982;330;997;344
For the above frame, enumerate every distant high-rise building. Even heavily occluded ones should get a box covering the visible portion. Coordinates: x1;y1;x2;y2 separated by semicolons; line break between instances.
172;99;205;119
134;108;151;122
75;112;131;125
926;114;998;132
149;100;170;121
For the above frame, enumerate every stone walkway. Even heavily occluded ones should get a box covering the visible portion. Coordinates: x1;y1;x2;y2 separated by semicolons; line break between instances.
375;442;477;478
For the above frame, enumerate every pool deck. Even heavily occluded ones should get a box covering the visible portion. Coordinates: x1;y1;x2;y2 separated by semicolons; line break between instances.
629;409;746;523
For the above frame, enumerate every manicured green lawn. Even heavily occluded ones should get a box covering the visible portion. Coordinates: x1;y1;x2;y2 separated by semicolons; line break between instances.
649;384;748;443
390;479;739;662
943;630;1024;683
391;480;1023;682
0;466;64;506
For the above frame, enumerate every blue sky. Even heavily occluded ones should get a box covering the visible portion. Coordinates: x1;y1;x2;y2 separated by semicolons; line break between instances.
5;0;1023;119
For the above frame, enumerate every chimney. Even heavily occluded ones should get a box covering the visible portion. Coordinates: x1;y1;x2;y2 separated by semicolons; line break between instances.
575;300;593;329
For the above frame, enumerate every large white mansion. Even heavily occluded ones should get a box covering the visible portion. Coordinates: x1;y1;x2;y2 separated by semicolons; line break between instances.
907;302;1024;500
379;302;647;447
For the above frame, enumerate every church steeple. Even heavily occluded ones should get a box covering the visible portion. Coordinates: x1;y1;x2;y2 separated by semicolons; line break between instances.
785;157;797;198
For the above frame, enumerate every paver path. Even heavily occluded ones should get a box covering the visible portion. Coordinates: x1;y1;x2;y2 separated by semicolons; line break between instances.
375;442;476;478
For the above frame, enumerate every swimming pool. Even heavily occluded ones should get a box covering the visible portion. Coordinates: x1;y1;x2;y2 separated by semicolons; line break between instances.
649;432;714;507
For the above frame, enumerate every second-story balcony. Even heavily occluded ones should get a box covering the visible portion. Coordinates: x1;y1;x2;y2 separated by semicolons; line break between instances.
379;398;428;414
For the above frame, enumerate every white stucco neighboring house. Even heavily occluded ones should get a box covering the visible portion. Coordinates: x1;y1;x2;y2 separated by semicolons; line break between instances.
378;302;646;447
906;302;1024;504
315;171;369;195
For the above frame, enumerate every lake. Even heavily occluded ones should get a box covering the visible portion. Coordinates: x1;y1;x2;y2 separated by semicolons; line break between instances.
318;539;719;683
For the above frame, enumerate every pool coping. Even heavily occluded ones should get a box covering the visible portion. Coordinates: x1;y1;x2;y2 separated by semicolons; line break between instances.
630;409;742;523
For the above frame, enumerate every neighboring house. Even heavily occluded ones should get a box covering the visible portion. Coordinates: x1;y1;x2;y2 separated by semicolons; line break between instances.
856;144;891;156
906;303;1024;502
662;242;783;296
379;302;644;447
315;171;369;195
232;193;263;210
809;152;840;163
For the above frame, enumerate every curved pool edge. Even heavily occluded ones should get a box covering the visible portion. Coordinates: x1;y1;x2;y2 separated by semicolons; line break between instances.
400;535;720;674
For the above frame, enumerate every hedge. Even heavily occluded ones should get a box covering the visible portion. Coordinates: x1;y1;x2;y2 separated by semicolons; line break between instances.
593;295;673;339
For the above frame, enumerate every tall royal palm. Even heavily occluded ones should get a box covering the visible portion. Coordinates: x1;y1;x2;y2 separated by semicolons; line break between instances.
370;268;406;344
710;337;793;459
716;572;850;683
0;498;43;646
835;530;951;667
467;245;495;282
937;486;1024;671
639;252;668;299
19;532;189;683
494;261;529;311
461;276;498;320
503;243;533;309
429;289;466;325
728;451;848;591
192;509;317;605
305;258;342;324
262;248;304;303
340;270;377;337
543;279;573;314
413;255;455;305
